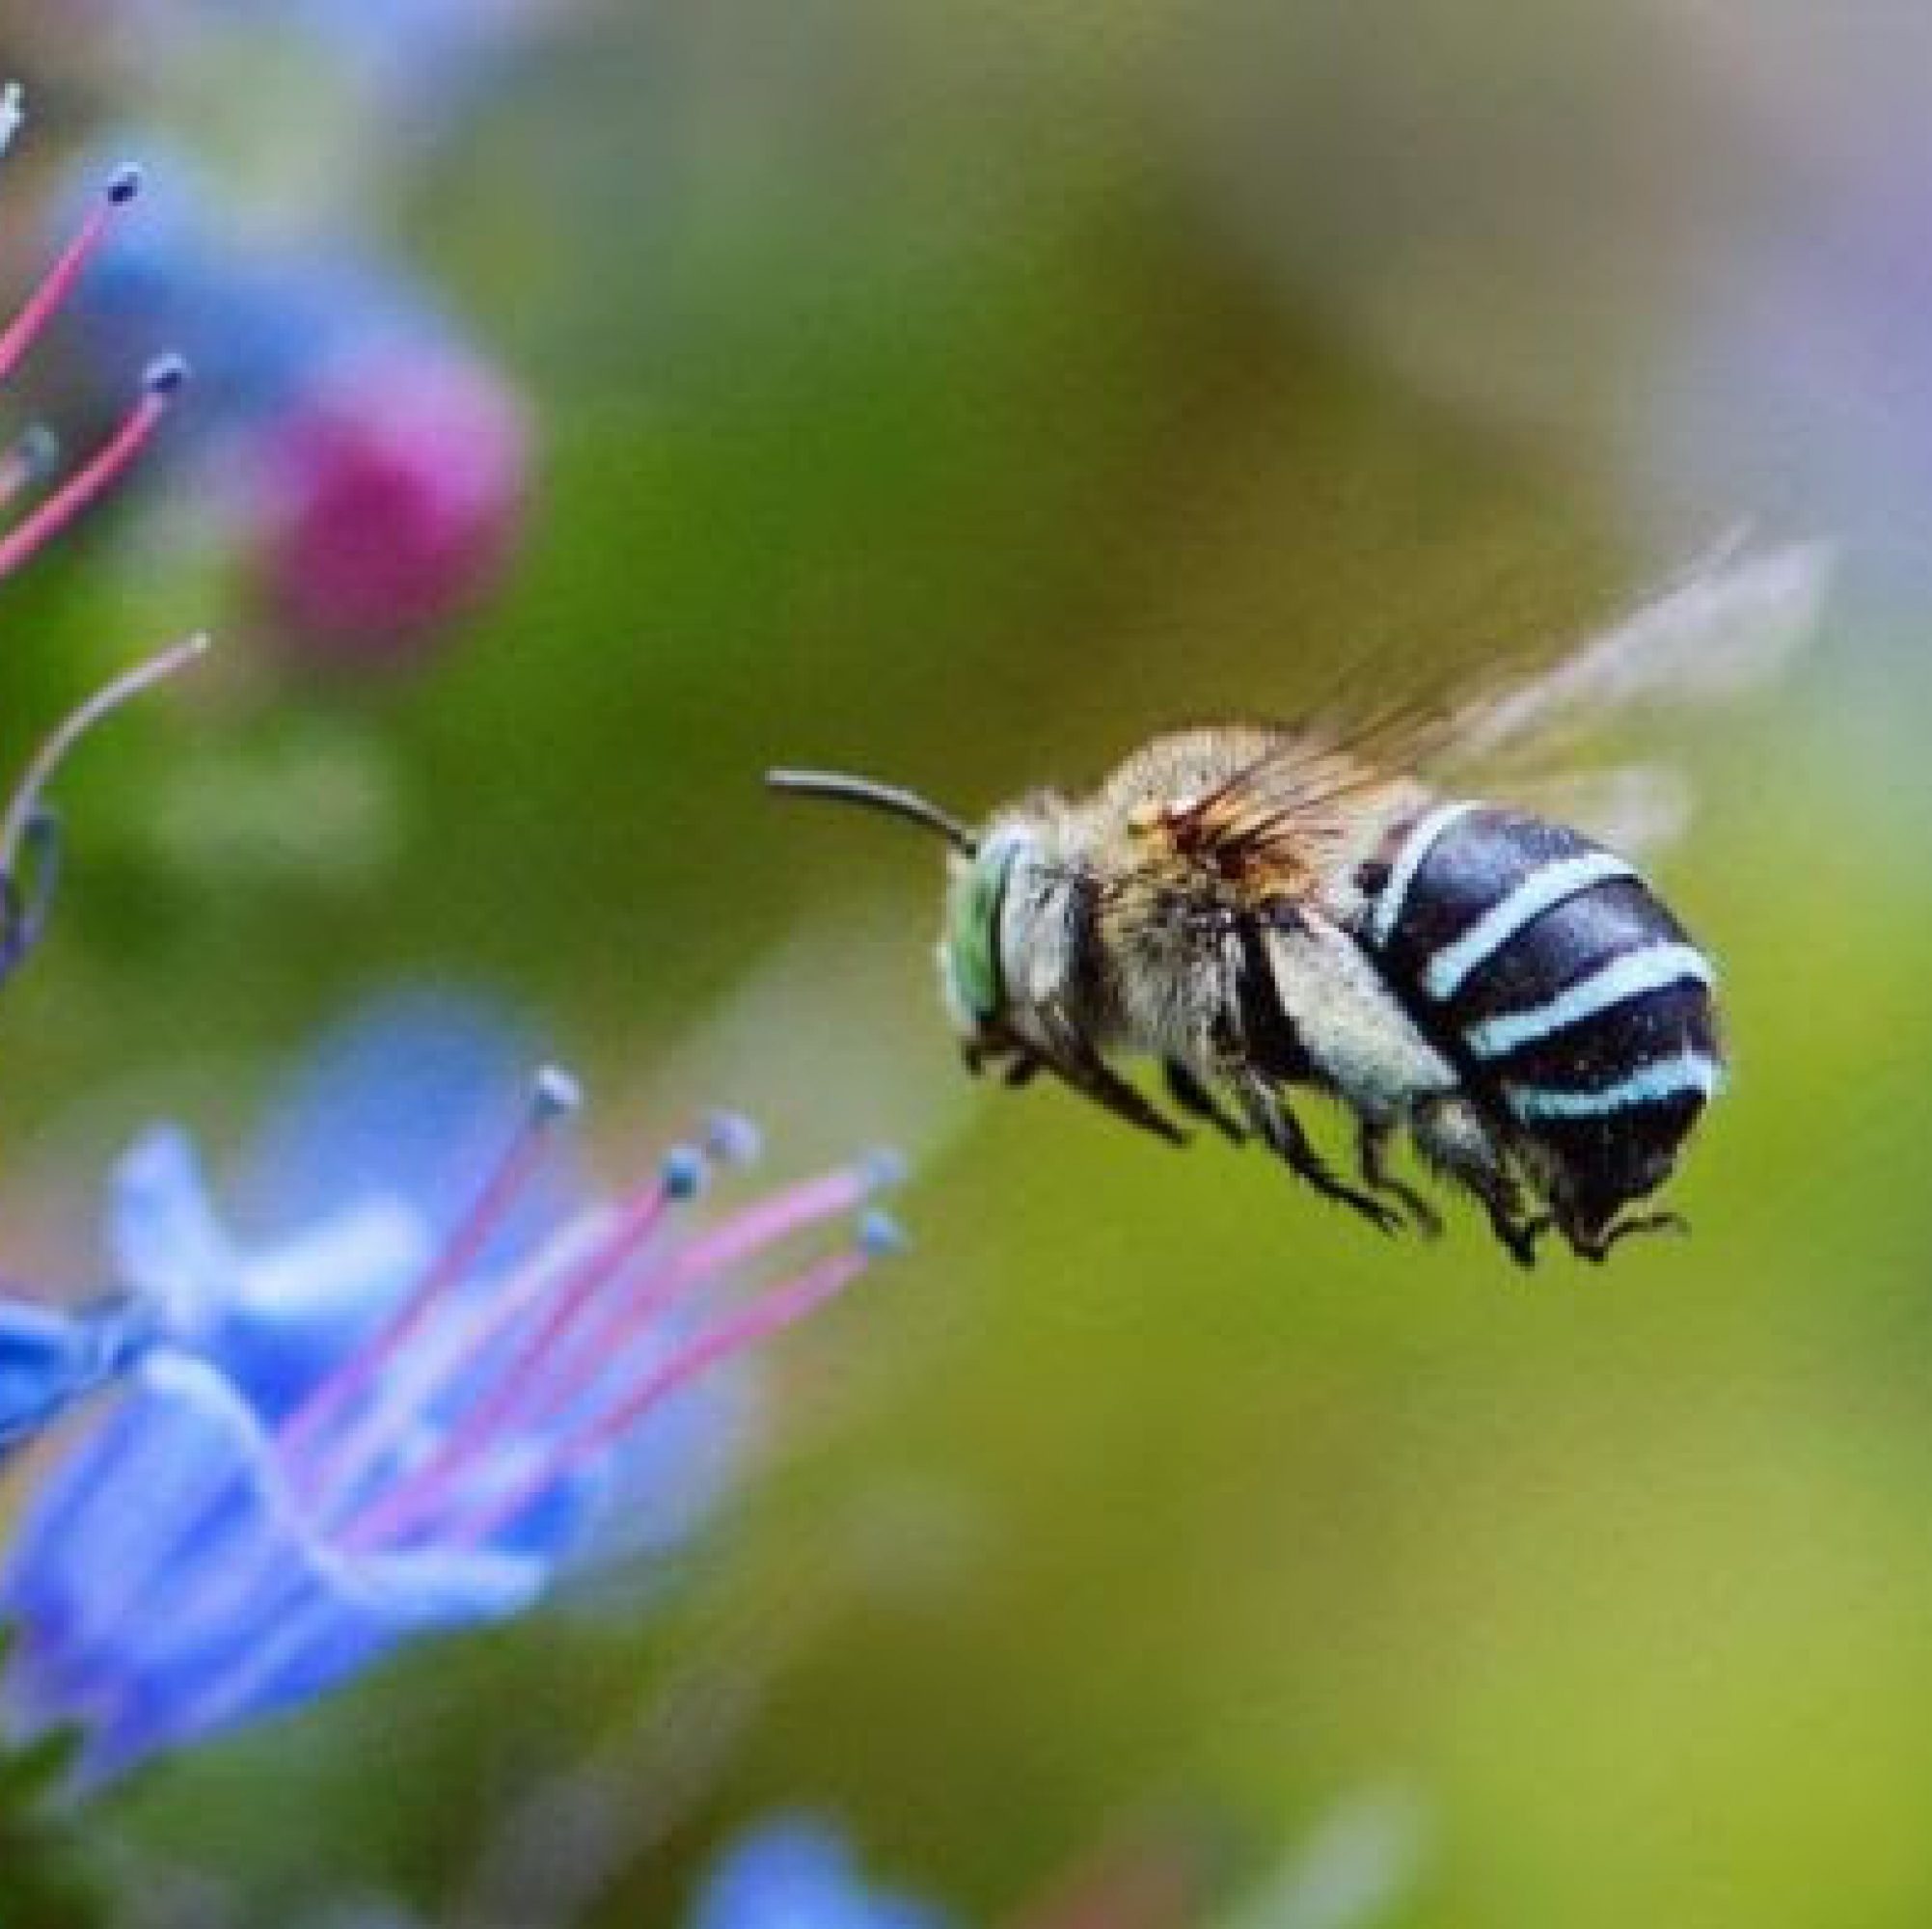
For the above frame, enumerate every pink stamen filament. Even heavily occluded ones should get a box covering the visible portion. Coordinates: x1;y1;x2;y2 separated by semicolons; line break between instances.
310;1170;688;1535
0;168;139;387
632;1163;884;1304
276;1084;572;1486
0;364;182;582
326;1160;876;1549
512;1164;880;1436
354;1244;871;1554
0;632;208;886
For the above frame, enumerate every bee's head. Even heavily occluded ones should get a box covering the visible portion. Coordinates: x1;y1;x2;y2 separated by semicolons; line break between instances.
767;767;1041;1045
937;822;1041;1041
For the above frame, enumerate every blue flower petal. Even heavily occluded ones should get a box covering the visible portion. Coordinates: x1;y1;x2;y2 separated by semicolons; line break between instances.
0;1298;154;1456
234;991;575;1261
58;126;465;436
108;1126;431;1417
575;1363;757;1573
694;1818;952;1929
215;1202;431;1417
107;1127;241;1345
0;1353;551;1778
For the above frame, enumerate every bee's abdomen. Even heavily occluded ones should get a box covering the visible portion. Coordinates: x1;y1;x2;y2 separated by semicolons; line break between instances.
1360;801;1721;1234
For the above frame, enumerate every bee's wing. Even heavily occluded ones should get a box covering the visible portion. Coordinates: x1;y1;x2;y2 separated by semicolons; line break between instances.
1429;539;1834;778
1158;739;1412;888
1498;763;1696;859
1163;542;1830;881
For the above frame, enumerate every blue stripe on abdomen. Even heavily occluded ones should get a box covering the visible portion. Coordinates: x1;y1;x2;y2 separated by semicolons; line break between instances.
1463;942;1713;1059
1364;801;1723;1234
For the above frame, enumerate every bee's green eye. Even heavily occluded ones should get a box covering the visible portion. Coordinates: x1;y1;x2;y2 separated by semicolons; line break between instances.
948;841;1018;1021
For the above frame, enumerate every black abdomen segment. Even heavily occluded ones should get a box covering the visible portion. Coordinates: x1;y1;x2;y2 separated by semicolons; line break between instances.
1362;801;1721;1239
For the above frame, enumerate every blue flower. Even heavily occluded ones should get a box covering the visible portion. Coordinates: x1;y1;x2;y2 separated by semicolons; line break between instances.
0;997;904;1784
694;1818;952;1929
0;95;206;1462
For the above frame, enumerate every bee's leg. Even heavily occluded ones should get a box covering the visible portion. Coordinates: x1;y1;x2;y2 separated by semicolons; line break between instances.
1565;1209;1689;1263
1484;1203;1547;1269
964;1036;1044;1089
1410;1095;1541;1267
1038;1011;1187;1147
1163;1060;1246;1144
1234;1075;1401;1235
1355;1119;1441;1238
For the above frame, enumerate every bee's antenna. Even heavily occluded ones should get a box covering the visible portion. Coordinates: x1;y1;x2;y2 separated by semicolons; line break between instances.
766;768;978;856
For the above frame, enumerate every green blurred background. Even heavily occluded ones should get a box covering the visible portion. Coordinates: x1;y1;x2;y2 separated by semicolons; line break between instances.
5;2;1932;1923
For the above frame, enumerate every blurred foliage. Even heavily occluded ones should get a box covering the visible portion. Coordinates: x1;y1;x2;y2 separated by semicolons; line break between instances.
0;3;1929;1927
0;1631;104;1929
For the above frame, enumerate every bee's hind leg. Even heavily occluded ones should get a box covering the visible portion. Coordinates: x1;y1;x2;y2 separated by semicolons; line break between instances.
1563;1209;1689;1263
1356;1119;1442;1239
1411;1096;1543;1268
1163;1060;1247;1144
1235;1075;1401;1236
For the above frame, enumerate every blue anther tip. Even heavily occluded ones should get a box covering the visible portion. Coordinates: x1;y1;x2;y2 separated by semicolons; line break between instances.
531;1067;582;1119
661;1144;708;1200
107;163;143;204
859;1147;909;1192
144;353;189;396
858;1209;908;1259
704;1111;762;1167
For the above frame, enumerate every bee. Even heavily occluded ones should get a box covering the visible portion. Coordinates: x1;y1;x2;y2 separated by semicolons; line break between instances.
769;546;1828;1264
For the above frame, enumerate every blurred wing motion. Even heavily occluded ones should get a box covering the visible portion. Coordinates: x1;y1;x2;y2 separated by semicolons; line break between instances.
1171;541;1834;869
1497;762;1696;860
1429;538;1833;854
1432;538;1834;778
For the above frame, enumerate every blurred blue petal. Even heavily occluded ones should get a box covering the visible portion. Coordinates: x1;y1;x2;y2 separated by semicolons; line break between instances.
108;1127;241;1343
694;1818;952;1929
0;995;891;1780
0;1352;547;1780
0;1296;154;1457
233;989;570;1258
54;137;463;434
286;0;565;113
110;1122;427;1418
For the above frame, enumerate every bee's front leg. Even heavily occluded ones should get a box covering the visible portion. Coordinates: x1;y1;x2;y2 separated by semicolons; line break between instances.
1036;1009;1187;1147
962;1034;1042;1088
1234;1074;1402;1236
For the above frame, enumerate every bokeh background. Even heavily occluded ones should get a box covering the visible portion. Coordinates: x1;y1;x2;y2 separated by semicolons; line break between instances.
2;2;1931;1923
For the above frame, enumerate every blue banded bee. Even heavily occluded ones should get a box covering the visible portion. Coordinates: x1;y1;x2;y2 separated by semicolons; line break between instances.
770;547;1827;1264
